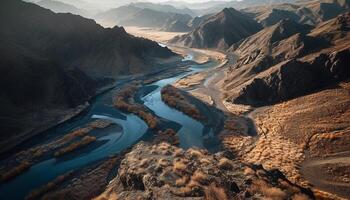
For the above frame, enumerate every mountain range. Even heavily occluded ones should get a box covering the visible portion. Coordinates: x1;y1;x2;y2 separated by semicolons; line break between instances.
224;12;350;106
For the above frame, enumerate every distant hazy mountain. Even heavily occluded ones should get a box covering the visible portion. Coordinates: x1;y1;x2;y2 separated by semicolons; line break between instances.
0;0;175;151
185;0;298;15
36;0;91;17
130;2;196;17
243;0;350;27
170;8;262;49
95;5;193;32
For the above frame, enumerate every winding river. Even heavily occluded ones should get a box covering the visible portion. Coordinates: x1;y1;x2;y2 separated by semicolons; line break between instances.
0;47;222;199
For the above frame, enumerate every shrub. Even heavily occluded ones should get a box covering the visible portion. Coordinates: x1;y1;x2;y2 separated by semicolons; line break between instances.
54;136;96;157
25;171;74;200
161;85;204;121
1;161;31;182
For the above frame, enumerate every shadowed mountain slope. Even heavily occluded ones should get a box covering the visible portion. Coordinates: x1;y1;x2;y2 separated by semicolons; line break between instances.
0;0;175;153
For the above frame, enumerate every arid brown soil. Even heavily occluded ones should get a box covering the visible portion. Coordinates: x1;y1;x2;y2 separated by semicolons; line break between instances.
221;82;350;199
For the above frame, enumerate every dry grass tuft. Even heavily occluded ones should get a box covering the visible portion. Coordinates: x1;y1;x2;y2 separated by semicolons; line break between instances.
191;170;209;185
204;183;228;200
250;180;287;200
173;160;187;173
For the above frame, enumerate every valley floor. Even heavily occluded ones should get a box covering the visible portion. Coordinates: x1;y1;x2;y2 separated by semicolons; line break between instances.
1;27;349;200
131;28;350;199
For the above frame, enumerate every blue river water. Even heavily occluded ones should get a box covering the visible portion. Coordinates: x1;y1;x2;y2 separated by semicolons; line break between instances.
0;51;219;200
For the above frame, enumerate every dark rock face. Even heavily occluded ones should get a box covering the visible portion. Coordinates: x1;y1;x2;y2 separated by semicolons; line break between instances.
170;8;262;50
233;49;350;106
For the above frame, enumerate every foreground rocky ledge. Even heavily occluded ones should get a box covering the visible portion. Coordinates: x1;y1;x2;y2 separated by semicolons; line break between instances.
95;142;314;200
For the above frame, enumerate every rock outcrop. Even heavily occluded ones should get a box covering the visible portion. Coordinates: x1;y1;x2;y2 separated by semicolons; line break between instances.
170;8;262;50
95;142;314;200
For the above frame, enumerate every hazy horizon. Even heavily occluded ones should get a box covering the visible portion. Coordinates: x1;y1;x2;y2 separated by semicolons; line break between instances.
28;0;242;11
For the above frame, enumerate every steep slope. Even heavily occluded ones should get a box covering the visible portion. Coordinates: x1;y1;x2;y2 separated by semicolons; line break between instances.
230;19;313;69
187;14;213;29
225;12;350;106
35;0;90;17
170;8;262;50
0;0;175;153
161;20;191;32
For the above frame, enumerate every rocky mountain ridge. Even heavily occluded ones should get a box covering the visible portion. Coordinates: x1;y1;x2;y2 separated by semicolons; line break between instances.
224;12;350;106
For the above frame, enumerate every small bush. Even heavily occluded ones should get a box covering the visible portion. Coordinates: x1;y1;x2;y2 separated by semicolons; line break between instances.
173;160;187;173
191;170;208;185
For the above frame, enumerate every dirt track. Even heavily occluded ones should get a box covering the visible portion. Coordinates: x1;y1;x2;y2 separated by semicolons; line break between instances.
301;152;350;198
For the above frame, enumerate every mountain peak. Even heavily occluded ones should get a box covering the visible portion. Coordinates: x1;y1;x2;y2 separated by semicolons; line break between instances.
170;7;262;49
